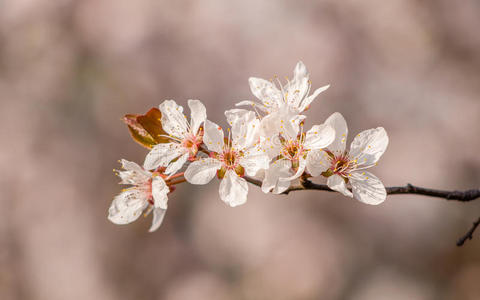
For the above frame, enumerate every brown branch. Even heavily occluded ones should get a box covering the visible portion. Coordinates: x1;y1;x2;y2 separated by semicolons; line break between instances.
243;176;480;245
245;176;480;201
456;217;480;247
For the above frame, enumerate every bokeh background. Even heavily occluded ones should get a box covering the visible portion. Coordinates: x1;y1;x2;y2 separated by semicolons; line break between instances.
1;0;480;299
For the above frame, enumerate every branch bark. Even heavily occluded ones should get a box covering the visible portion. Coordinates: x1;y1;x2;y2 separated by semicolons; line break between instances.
457;217;480;247
243;176;480;246
245;176;480;201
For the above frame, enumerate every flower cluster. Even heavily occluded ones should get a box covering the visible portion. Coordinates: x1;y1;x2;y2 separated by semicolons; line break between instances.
108;62;389;231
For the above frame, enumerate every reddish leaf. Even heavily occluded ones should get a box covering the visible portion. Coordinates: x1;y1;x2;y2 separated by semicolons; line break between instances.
137;108;170;144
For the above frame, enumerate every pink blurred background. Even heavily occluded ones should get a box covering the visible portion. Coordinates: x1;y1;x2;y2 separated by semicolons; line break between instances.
1;0;480;299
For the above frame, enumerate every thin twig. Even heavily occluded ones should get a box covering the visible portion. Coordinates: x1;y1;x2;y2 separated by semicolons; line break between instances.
243;177;480;245
457;217;480;247
244;176;480;202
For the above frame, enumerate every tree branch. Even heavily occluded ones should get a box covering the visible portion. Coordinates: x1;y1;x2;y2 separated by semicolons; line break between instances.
243;177;480;245
457;217;480;247
245;176;480;201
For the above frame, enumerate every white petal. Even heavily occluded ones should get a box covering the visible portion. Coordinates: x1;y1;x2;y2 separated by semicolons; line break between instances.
324;112;348;153
349;127;389;166
304;124;335;150
235;100;268;112
239;144;270;176
305;149;330;177
236;100;257;106
227;110;260;149
118;159;150;184
164;152;189;176
152;176;169;209
299;84;329;112
219;170;248;207
143;143;183;170
225;108;252;125
184;158;222;185
149;207;166;232
108;190;148;225
285;62;310;108
203;120;224;153
327;174;353;197
350;171;386;205
260;134;283;160
188;99;207;134
261;159;293;194
159;100;189;138
120;159;148;175
248;77;283;109
259;112;282;138
282;157;306;181
294;61;308;81
259;108;302;140
273;178;292;194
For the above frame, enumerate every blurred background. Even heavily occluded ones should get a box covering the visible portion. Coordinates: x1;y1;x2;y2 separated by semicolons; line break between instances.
1;0;480;299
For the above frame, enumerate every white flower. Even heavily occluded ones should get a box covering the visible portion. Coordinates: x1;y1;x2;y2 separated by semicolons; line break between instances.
261;117;335;194
143;100;206;175
308;112;389;205
184;111;269;207
237;61;329;115
108;159;170;232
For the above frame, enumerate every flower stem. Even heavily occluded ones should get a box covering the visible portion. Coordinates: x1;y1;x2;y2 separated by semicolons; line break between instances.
168;178;187;185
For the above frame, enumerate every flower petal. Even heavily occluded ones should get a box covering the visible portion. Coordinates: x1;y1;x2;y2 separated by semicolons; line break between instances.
239;144;270;176
349;127;389;166
259;107;303;140
261;159;293;194
248;77;283;109
159;100;189;138
184;158;222;185
226;109;260;149
285;61;310;108
327;174;353;197
164;152;189;176
118;159;151;184
152;176;169;209
108;189;148;225
203;120;224;153
225;108;252;125
219;170;248;207
324;112;348;154
294;61;308;81
304;124;335;150
188;99;207;134
282;157;306;181
149;207;166;232
299;84;329;112
235;100;269;112
143;143;183;170
350;171;386;205
305;149;330;177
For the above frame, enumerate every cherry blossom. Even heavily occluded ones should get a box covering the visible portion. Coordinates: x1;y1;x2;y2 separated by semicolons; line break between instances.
144;100;206;175
308;112;389;205
108;159;170;232
237;61;329;115
261;116;335;194
184;111;269;207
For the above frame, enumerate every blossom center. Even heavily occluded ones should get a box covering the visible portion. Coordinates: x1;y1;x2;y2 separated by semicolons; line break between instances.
181;132;203;156
221;148;239;169
216;147;245;178
329;153;355;177
281;139;305;161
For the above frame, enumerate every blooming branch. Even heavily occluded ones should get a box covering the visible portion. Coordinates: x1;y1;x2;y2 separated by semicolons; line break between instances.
108;61;480;246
